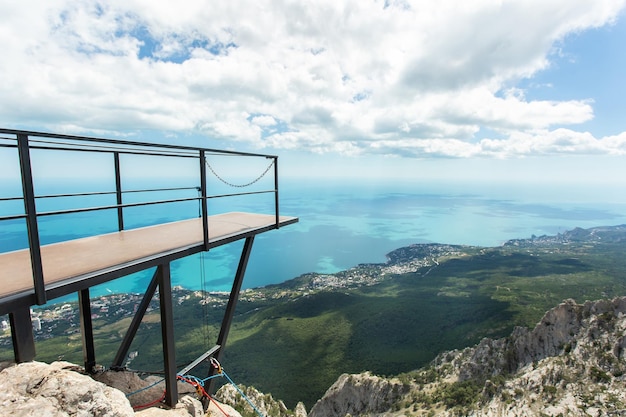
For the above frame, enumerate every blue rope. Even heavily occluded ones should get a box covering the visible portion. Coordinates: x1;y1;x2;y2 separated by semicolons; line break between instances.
126;360;266;417
126;377;164;398
178;367;266;417
222;370;266;417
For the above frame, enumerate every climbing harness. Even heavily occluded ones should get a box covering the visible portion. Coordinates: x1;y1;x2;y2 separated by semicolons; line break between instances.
206;159;274;188
126;358;266;417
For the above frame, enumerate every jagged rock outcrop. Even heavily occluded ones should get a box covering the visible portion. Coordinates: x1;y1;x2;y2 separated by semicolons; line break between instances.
0;361;205;417
308;372;409;417
215;383;308;417
0;361;134;416
92;371;197;411
438;297;626;381
308;297;626;417
136;395;205;417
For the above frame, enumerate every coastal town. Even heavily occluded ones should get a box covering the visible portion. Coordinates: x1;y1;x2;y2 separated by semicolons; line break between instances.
0;242;469;354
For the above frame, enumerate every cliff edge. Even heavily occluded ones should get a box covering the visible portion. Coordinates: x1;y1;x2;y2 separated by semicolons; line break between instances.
309;297;626;416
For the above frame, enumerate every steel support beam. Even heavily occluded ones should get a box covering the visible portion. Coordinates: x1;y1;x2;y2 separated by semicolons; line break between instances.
158;263;178;407
17;133;46;305
111;269;160;369
78;288;96;373
10;307;36;363
178;344;221;376
206;236;255;394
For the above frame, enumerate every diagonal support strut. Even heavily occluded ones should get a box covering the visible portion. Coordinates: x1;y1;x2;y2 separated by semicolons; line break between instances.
206;236;255;394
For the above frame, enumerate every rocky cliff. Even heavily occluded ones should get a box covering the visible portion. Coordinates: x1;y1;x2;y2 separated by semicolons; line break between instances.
0;361;206;416
308;297;626;417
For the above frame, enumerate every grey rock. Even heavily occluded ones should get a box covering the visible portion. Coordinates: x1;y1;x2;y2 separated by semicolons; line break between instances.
308;372;409;417
0;361;134;416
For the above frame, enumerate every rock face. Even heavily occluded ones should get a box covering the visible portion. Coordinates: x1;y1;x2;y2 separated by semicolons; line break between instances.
0;361;134;416
308;372;409;417
0;361;206;417
92;371;197;411
215;383;308;417
440;297;626;382
135;395;205;417
306;297;626;417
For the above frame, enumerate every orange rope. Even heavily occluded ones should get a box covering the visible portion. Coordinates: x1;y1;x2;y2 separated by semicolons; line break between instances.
177;375;232;417
132;390;166;410
207;394;233;417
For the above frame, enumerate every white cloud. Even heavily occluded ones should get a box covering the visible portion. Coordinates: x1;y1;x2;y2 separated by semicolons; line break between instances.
0;0;624;158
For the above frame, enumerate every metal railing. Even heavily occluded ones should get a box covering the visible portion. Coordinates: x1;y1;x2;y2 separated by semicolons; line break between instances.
0;128;281;305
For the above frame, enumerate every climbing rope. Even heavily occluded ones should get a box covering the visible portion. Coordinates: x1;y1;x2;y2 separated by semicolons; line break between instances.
206;159;274;188
132;390;166;411
126;358;266;417
126;377;166;411
177;358;266;417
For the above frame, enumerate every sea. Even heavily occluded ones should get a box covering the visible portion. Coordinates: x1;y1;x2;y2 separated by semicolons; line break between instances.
2;177;626;304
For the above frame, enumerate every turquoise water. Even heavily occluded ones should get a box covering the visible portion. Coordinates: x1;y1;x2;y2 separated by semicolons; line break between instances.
2;178;626;301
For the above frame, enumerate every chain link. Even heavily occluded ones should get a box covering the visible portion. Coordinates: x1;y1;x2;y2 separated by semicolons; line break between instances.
206;159;275;188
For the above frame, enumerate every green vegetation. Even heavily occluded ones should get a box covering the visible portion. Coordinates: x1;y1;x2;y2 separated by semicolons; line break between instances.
3;225;626;409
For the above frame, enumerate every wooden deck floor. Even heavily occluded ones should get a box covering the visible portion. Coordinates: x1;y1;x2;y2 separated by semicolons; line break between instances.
0;212;297;302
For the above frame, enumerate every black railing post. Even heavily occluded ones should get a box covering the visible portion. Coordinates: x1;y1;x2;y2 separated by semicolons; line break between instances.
114;152;124;231
17;133;46;305
199;150;209;250
274;157;280;228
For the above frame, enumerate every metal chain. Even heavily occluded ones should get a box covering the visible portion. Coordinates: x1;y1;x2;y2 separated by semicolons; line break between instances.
206;159;274;188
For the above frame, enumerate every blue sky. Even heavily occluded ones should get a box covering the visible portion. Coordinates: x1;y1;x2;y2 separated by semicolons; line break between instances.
1;0;626;184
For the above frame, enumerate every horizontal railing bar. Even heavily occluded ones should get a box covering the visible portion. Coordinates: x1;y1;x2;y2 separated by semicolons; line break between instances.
0;140;198;158
0;187;199;202
37;197;200;217
0;140;275;161
0;128;277;159
30;138;197;156
37;197;201;217
39;186;200;199
32;143;199;159
123;186;201;195
0;189;276;220
0;213;26;221
0;137;197;158
207;189;277;199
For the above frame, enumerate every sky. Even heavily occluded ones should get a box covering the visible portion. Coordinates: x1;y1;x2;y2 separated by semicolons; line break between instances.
1;0;626;184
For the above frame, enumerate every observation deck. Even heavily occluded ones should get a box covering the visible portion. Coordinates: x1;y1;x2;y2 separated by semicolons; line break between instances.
0;129;298;406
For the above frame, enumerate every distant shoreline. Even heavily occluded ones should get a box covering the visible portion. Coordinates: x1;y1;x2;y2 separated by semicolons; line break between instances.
27;223;626;310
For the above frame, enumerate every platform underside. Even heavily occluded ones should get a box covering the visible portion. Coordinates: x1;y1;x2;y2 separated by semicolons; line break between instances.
0;212;297;313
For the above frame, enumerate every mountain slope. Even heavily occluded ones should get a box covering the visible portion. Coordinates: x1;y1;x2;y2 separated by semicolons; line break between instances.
309;297;626;416
223;225;626;407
